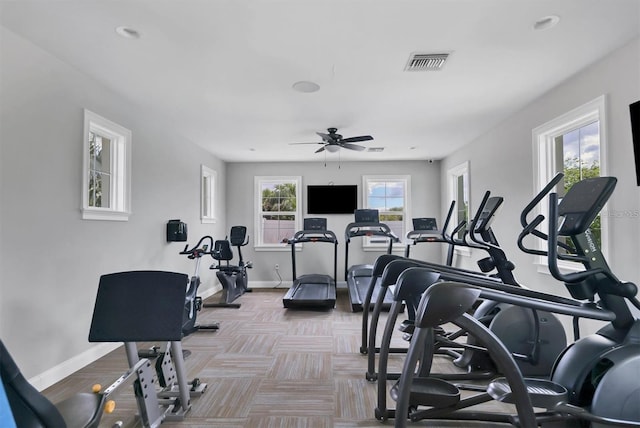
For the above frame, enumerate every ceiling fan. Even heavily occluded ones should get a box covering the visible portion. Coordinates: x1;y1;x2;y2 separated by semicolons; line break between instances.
290;127;373;153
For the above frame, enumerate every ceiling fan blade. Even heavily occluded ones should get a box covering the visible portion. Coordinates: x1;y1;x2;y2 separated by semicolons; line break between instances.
316;132;334;142
341;135;373;143
289;142;324;145
315;146;326;153
341;143;366;151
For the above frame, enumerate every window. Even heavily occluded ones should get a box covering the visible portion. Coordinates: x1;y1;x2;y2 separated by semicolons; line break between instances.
201;165;217;223
255;176;301;249
362;175;410;247
533;95;608;267
82;109;131;221
447;161;470;253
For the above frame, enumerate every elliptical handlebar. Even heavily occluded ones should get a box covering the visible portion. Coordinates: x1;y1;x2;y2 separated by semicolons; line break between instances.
467;191;496;251
517;214;547;256
518;173;581;259
440;200;457;242
180;235;215;259
520;172;564;228
442;200;472;248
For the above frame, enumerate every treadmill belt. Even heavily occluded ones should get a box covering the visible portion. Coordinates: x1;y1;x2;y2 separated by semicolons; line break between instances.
347;273;395;312
283;274;336;309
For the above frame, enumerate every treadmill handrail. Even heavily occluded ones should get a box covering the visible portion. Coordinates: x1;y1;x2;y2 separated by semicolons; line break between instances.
405;229;444;242
288;229;338;245
288;229;338;283
344;222;400;243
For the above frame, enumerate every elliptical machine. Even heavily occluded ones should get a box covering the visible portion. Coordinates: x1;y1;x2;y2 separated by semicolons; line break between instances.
366;191;566;388
205;226;252;309
393;175;640;427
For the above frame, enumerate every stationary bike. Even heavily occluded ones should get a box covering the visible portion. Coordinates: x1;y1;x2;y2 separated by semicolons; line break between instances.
139;236;218;361
205;226;252;309
180;235;220;334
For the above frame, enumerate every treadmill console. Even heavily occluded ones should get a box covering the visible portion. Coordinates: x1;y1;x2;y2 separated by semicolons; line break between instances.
304;217;327;231
412;217;438;231
354;209;379;223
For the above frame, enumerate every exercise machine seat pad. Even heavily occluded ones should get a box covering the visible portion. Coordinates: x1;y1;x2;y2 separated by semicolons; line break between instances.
89;270;188;343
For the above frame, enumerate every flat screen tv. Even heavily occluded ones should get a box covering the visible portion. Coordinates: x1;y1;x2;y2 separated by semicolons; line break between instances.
630;100;640;186
307;185;357;214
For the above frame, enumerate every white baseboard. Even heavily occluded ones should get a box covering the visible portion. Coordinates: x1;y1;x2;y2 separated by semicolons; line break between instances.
248;281;289;289
29;342;122;391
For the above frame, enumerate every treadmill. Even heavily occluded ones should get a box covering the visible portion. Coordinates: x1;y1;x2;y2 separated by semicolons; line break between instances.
282;218;338;309
344;209;399;312
404;203;456;265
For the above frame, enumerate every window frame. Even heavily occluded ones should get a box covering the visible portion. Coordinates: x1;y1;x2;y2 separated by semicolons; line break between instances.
81;109;132;221
254;176;302;251
362;175;411;250
532;95;608;271
447;161;471;257
201;165;217;224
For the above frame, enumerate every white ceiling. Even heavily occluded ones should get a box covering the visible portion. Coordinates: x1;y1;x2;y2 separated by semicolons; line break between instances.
1;0;639;162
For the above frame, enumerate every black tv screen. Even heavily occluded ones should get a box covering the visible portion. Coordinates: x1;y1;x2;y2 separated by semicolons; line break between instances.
630;100;640;186
307;185;357;214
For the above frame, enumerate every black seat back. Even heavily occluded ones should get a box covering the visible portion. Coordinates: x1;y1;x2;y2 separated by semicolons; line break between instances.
229;226;247;247
212;240;234;262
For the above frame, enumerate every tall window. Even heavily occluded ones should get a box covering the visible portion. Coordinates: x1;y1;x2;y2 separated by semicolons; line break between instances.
201;165;216;223
363;175;410;246
255;176;301;248
533;95;607;264
82;109;131;221
447;161;470;244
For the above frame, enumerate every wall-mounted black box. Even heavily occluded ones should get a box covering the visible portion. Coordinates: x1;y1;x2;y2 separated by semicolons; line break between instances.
166;220;187;242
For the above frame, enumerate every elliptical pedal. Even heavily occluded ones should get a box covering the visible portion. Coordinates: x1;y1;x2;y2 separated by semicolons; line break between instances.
487;377;568;409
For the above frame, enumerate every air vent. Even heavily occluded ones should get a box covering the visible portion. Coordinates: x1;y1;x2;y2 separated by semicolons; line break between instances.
367;147;385;153
405;53;450;71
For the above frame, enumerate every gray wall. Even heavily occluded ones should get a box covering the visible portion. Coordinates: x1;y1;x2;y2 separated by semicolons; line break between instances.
441;37;640;335
0;27;227;381
225;161;443;286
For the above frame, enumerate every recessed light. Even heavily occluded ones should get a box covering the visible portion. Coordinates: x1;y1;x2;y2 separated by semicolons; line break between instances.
533;15;560;31
115;26;141;39
292;81;320;93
